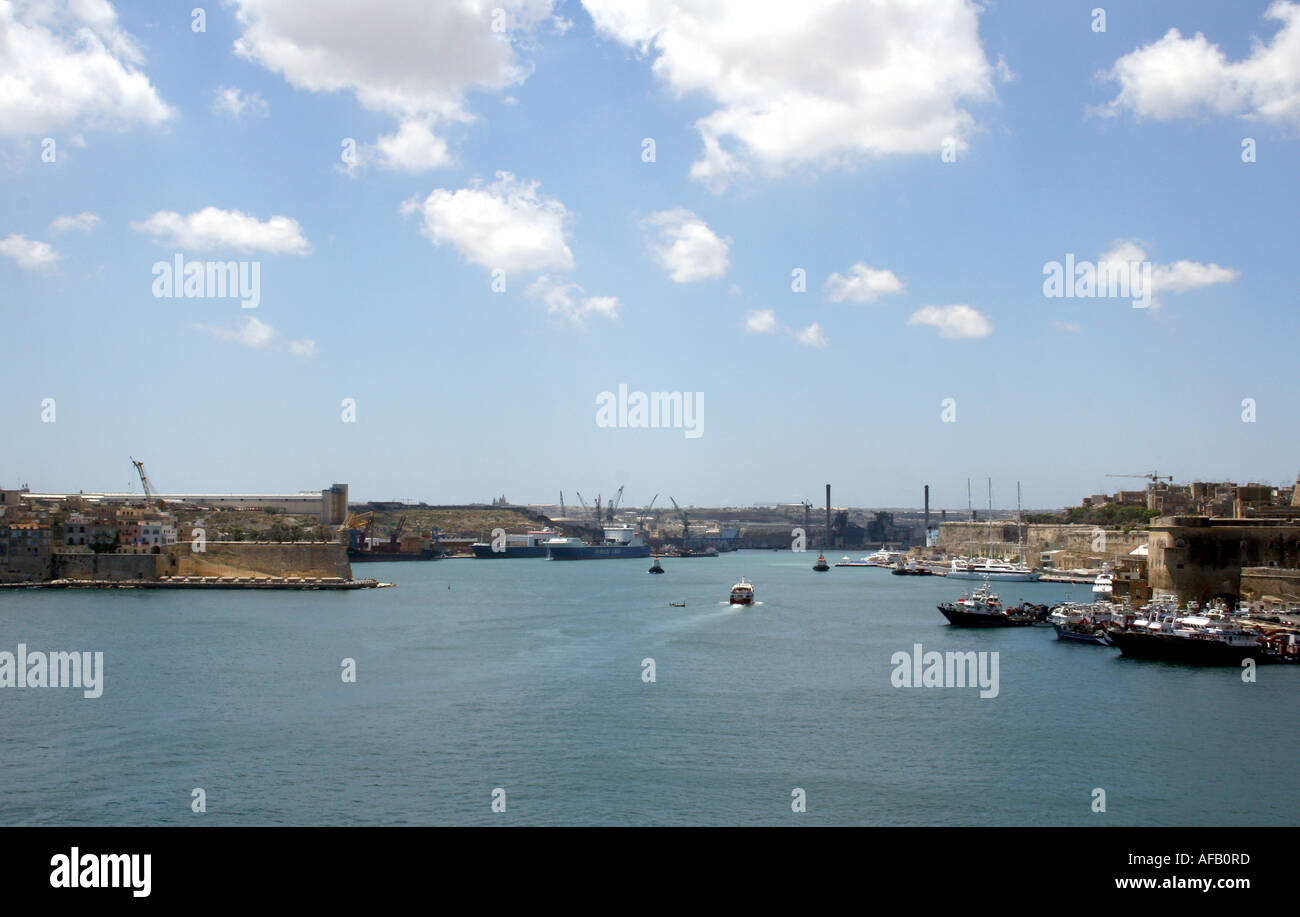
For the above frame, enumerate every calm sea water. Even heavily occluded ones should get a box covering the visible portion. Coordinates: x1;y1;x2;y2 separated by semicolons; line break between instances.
1;551;1295;826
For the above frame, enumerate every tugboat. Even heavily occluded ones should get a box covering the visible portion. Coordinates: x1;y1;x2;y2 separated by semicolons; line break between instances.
729;577;755;605
938;579;1036;627
813;553;830;572
648;557;664;574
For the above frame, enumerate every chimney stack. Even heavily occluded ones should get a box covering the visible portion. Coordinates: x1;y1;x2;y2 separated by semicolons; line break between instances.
825;484;832;548
924;485;930;547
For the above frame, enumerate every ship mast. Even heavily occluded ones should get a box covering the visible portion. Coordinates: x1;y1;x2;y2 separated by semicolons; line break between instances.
987;478;993;560
966;478;974;559
1016;482;1024;566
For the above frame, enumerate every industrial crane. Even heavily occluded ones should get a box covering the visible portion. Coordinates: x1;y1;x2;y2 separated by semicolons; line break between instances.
637;493;659;531
129;456;166;510
1106;472;1173;484
608;485;625;524
669;497;690;549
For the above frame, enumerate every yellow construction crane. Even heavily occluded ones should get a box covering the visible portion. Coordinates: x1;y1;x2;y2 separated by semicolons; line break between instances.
337;511;374;535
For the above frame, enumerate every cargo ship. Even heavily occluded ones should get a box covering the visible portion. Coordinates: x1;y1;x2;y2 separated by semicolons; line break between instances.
348;533;442;561
546;524;651;560
471;528;558;558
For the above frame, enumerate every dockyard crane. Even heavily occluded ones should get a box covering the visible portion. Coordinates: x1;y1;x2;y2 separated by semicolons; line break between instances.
129;456;166;510
638;493;659;531
670;497;690;548
559;491;565;518
608;485;625;523
1106;472;1173;484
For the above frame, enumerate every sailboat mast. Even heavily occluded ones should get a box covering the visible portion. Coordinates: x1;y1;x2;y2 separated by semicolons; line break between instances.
966;478;973;557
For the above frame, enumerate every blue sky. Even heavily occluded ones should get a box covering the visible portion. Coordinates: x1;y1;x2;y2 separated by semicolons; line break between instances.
2;0;1297;510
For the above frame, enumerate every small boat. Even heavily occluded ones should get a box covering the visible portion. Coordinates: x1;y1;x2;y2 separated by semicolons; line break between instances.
813;553;830;572
669;601;685;607
648;557;664;574
729;577;755;605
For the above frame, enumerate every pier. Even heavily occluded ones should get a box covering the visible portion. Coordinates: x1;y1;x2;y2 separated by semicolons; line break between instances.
0;576;383;590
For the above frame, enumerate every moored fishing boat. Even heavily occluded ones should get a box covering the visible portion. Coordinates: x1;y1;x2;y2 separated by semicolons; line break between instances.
1048;602;1115;645
938;579;1037;627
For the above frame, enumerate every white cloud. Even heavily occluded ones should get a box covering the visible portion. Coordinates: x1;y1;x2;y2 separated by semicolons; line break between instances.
526;275;620;325
131;207;311;254
230;0;555;166
1054;321;1082;334
197;315;276;349
402;172;573;273
745;309;777;334
793;321;827;348
372;119;453;172
0;233;59;270
49;212;101;234
582;0;995;190
907;304;992;339
641;208;729;282
0;0;173;137
212;87;270;118
825;262;903;303
196;315;316;356
1098;240;1238;305
1101;2;1300;125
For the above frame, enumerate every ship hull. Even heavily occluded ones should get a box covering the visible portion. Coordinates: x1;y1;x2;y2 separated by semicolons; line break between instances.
548;544;651;560
470;544;548;558
1052;623;1111;645
348;549;441;562
939;604;1033;627
1108;630;1268;665
947;570;1040;582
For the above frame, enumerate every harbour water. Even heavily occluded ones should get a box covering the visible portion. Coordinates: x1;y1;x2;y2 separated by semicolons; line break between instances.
1;551;1294;826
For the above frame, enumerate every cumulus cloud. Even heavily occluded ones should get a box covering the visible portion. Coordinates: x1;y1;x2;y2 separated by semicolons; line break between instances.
131;208;311;254
641;208;729;282
230;0;557;171
0;0;173;137
0;233;60;270
526;275;620;326
49;212;101;234
1098;240;1238;306
371;119;453;172
745;309;777;334
582;0;995;190
907;304;992;339
195;315;316;356
401;171;574;273
1100;2;1300;125
212;87;270;118
825;262;903;303
793;321;828;348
